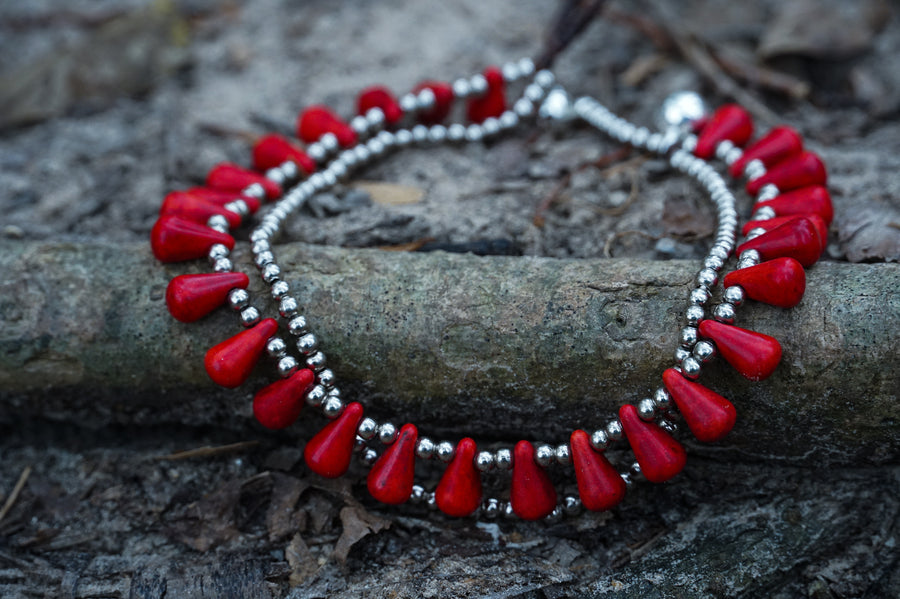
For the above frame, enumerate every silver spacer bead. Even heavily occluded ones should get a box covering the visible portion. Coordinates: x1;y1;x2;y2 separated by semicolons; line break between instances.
545;506;563;524
266;167;286;186
483;498;500;518
590;429;609;451
654;387;673;412
306;385;327;407
307;143;327;163
416;87;436;110
724;285;745;307
704;255;725;271
680;356;702;380
739;249;761;266
398;93;417;113
208;243;230;262
465;124;483;142
469;74;488;96
277;355;298;378
564;495;582;516
513;97;534;118
447;123;466;141
680;326;699;348
322;396;344;419
495;448;513;470
555;444;571;466
713;302;736;324
270;281;290;300
534;69;555;89
228;288;249;311
476;451;495;472
350;115;369;136
262;263;281;284
361;448;378;466
697;268;718;289
305;350;327;371
638;398;657;421
415;437;435;460
316;368;336;388
690;287;711;306
358;417;378;440
212;258;232;273
266;337;288;358
288;315;308;336
606;420;624;442
693;340;716;363
279;296;299;318
240;306;261;327
518;57;536;77
206;214;229;232
685;305;705;327
410;485;425;504
451;78;471;98
378;423;398;445
675;346;691;363
501;61;520;82
436;441;455;463
319;133;339;154
297;333;318;355
535;444;554;467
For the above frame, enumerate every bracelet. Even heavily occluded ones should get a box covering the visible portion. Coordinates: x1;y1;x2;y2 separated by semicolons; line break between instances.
151;58;832;522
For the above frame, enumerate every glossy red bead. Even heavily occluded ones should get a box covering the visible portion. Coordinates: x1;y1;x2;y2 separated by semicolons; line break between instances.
570;429;626;512
165;272;249;323
435;438;482;517
742;214;827;244
756;185;833;225
694;104;753;159
466;66;506;124
297;105;357;148
251;134;316;175
160;191;242;229
304;402;364;478
186;187;261;213
662;368;736;443
204;318;279;388
358;86;404;125
619;404;686;483
729;126;803;178
253;368;315;430
510;440;557;520
746;151;826;195
723;257;806;309
206;162;282;200
736;216;823;267
411;80;454;125
150;215;235;263
698;320;782;382
368;423;418;505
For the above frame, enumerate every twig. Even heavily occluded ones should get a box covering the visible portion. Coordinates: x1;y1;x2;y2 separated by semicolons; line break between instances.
197;122;260;145
533;172;573;228
0;466;32;524
536;0;607;70
712;48;810;100
596;168;640;217
156;441;260;461
603;229;659;258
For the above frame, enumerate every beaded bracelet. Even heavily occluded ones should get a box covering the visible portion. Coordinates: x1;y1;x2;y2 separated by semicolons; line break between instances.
151;58;832;521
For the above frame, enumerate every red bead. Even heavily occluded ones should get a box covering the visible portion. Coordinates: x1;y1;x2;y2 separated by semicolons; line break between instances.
661;368;736;443
756;185;833;225
304;402;364;478
160;191;242;229
165;272;249;323
729;126;803;178
618;404;686;483
466;66;506;124
746;151;826;196
570;430;626;512
510;440;557;520
204;318;279;388
206;162;282;200
358;86;404;125
694;104;754;159
251;134;316;175
736;216;823;267
186;187;261;213
297;105;357;147
150;215;234;263
411;81;454;125
742;214;827;244
435;438;482;517
698;320;782;381
253;368;315;429
723;257;806;309
367;423;418;505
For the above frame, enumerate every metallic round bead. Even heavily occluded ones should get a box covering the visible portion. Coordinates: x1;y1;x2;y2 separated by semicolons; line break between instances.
354;436;366;453
483;498;500;518
745;159;766;181
394;129;413;146
306;384;327;407
411;124;429;144
306;350;327;371
513;97;535;118
270;281;289;300
358;417;378;440
288;315;308;336
451;77;471;98
564;495;582;516
545;506;563;524
319;132;339;153
326;386;340;398
495;448;513;470
447;123;466;141
555;444;571;466
590;429;609;451
653;387;673;411
426;492;437;510
227;288;249;311
693;340;716;363
436;441;455;463
503;501;516;519
427;125;447;143
322;396;343;419
279;296;299;318
714;302;736;324
410;484;426;504
366;138;385;156
465;124;483;142
266;337;287;358
361;448;378;466
524;83;544;104
469;74;488;96
320;170;338;188
685;305;705;327
674;346;691;363
398;92;417;113
535;444;554;467
475;451;495;472
365;107;385;129
739;249;761;265
724;285;745;306
752;206;776;221
680;326;699;348
242;182;265;199
696;268;718;288
481;117;501;137
265;167;287;186
680;356;702;380
262;263;281;284
659;419;678;434
638;398;657;421
208;243;230;262
757;184;780;202
376;130;396;147
296;333;318;355
353;145;371;163
518;57;536;77
416;87;436;110
690;287;711;306
212;258;232;273
329;161;348;181
378;423;398;445
317;368;336;388
606;420;624;442
499;110;519;129
745;227;767;241
240;306;261;327
415;437;435;460
704;255;725;271
709;244;730;261
658;91;706;131
206;214;229;232
277;355;298;378
630;461;643;477
501;62;520;82
281;160;299;181
249;229;268;243
534;69;555;88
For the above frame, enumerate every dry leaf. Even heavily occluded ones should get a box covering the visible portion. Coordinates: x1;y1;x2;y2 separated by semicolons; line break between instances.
662;195;715;238
332;505;391;563
354;181;425;206
165;479;242;551
837;197;900;262
265;474;308;542
286;532;318;586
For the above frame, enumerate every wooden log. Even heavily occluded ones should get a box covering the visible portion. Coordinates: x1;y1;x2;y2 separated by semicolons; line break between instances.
0;240;897;464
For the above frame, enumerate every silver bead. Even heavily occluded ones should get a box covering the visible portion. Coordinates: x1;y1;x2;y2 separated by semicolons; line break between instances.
249;229;269;243
739;249;761;265
590;429;609;451
436;441;455;463
416;87;436;110
411;124;429;144
752;206;776;221
307;143;327;163
658;91;706;131
306;351;326;371
208;243;230;262
481;117;501;138
378;423;398;445
653;387;673;411
704;255;725;271
317;368;336;388
266;167;286;186
744;159;766;181
465;124;483;142
427;125;447;143
354;436;367;453
564;495;581;516
745;227;767;241
714;302;736;324
279;296;299;318
534;69;555;89
659;419;678;434
483;498;500;518
630;461;642;477
513;97;534;118
326;386;340;398
685;305;705;326
270;281;289;300
227;288;249;311
361;448;378;466
350;115;369;135
322;396;343;418
724;285;745;306
262;263;281;284
358;417;377;440
501;62;520;82
376;130;395;147
447;123;466;141
697;268;718;288
410;485;425;504
426;492;437;510
476;451;494;472
693;340;716;363
555;444;571;466
499;110;519;129
240;306;261;327
680;326;699;347
398;93;417;113
281;160;299;181
495;448;513;470
277;355;298;378
266;337;287;358
242;182;265;199
306;385;326;407
212;258;232;273
690;287;711;305
415;437;435;459
452;78;471;98
319;132;339;154
545;506;563;524
394;129;413;146
638;398;657;421
469;74;488;96
503;502;516;519
518;57;535;77
681;356;702;380
288;315;308;336
206;214;229;232
757;184;780;202
297;333;318;355
674;346;691;362
606;420;623;442
709;244;730;261
535;444;554;467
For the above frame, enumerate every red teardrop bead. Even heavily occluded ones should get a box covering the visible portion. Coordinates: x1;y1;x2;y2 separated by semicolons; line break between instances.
296;105;357;147
728;126;803;178
150;215;235;263
661;368;736;443
510;440;557;520
619;404;686;483
304;402;364;478
756;185;833;225
358;86;404;125
367;423;418;505
742;214;827;244
435;438;482;517
698;320;782;381
694;104;753;159
186;187;261;213
466;66;506;124
746;151;826;195
206;162;282;200
570;430;626;512
251;134;316;175
165;272;249;323
160;191;242;229
411;80;455;125
253;368;315;430
736;216;823;267
204;318;278;388
723;257;806;309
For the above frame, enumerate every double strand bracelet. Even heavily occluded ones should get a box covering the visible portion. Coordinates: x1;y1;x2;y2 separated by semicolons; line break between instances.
151;58;833;521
